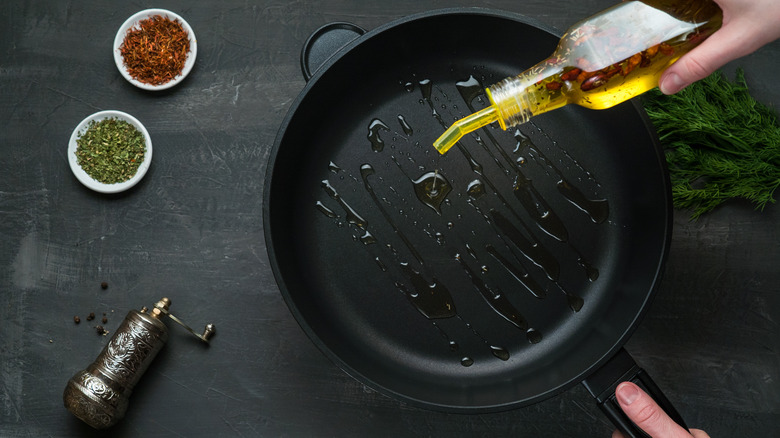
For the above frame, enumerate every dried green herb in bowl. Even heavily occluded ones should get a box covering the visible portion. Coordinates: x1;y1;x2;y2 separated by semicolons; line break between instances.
68;110;153;193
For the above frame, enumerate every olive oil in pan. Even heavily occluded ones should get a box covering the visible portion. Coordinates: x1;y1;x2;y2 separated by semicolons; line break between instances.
517;129;609;224
455;253;529;334
412;170;452;215
315;201;338;219
397;114;414;136
489;209;560;282
455;76;512;176
456;76;580;242
485;244;546;299
368;118;390;152
321;179;368;229
490;210;584;312
397;263;456;319
360;164;425;265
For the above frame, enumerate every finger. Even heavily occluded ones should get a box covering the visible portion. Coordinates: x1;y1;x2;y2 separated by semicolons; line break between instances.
659;24;753;94
615;382;692;438
690;429;711;438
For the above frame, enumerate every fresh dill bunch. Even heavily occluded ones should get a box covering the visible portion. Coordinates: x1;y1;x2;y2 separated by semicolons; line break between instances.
642;69;780;219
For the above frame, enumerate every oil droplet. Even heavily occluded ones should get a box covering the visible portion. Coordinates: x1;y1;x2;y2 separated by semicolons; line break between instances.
481;265;489;274
397;114;413;136
447;222;454;230
328;161;341;173
368;118;390;152
456;254;528;331
513;129;534;153
578;257;600;282
398;263;456;319
360;230;377;245
490;210;560;282
467;179;485;198
517;156;526;165
449;341;459;352
513;179;569;242
465;244;478;260
526;328;543;344
490;345;510;361
404;81;414;92
455;75;483;105
412;171;452;215
461;357;474;367
567;294;585;312
375;256;387;272
315;201;338;218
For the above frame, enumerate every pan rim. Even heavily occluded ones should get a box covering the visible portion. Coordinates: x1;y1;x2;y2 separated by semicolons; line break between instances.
263;7;672;413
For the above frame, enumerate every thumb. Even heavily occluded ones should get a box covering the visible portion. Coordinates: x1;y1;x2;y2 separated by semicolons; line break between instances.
659;19;764;94
615;382;692;437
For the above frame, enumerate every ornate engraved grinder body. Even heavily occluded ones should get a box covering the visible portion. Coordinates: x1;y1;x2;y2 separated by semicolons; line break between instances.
63;298;215;429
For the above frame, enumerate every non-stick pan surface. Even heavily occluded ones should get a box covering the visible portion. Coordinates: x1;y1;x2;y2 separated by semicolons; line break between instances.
265;8;671;412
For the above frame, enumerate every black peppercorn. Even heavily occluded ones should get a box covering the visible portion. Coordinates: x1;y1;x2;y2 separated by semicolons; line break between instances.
86;312;95;321
74;316;81;324
101;281;108;290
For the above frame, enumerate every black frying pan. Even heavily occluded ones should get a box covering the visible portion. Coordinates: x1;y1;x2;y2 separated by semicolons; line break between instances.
265;8;681;437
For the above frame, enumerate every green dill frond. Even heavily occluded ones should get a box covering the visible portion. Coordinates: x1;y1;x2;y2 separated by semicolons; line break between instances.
643;69;780;220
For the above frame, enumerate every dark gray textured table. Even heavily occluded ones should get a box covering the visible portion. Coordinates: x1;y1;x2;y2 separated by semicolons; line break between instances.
2;1;778;437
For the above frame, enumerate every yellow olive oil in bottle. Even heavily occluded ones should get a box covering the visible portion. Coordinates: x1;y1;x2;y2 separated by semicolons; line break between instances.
433;0;722;153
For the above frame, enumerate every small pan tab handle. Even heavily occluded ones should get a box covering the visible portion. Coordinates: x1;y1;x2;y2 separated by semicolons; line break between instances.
582;348;688;438
300;22;366;82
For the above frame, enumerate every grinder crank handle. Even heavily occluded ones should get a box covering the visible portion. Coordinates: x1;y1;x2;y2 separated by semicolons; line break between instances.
582;348;689;438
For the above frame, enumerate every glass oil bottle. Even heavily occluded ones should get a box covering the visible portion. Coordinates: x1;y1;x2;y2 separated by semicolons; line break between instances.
433;0;722;153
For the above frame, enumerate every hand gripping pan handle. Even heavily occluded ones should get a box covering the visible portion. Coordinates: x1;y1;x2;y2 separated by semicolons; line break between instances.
582;348;689;438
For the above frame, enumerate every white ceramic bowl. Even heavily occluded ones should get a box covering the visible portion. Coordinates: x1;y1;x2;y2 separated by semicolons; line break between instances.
113;9;197;90
68;110;153;193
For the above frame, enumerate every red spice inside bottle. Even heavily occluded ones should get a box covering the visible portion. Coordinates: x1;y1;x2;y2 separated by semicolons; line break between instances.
120;15;190;86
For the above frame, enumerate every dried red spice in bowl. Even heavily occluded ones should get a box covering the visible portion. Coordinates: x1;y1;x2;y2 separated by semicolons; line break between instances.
113;9;197;90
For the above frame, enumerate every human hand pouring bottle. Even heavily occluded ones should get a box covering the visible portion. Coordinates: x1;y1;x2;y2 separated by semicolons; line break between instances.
433;0;722;154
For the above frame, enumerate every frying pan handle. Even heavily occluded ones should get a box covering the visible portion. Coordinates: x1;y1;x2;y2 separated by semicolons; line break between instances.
582;348;688;438
300;22;366;81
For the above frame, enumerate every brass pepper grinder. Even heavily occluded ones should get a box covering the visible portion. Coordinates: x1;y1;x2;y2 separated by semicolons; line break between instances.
63;297;215;429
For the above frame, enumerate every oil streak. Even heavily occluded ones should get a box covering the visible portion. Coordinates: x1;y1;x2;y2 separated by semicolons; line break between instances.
512;176;569;242
397;114;414;136
457;75;569;242
456;254;528;331
418;79;446;127
455;76;510;175
397;263;456;319
321;180;368;229
490;209;560;282
452;78;601;281
516;130;609;224
315;201;338;219
485;244;546;299
360;164;425;265
557;179;609;225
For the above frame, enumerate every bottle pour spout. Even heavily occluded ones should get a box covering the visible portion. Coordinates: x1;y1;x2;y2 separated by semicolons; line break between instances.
433;105;498;154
